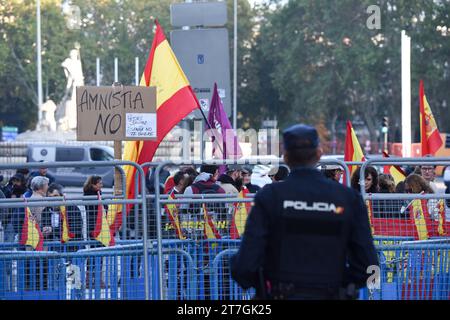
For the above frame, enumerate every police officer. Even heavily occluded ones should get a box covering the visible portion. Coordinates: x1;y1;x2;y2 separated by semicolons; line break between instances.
230;124;379;300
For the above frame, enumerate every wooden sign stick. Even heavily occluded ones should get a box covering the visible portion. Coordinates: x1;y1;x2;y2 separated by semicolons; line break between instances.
114;140;123;196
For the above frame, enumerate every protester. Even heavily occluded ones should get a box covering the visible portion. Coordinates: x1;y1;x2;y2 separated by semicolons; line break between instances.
351;166;378;193
217;165;241;194
182;165;226;239
419;164;442;193
1;173;27;199
395;181;406;193
267;165;290;182
0;174;27;243
405;174;434;194
168;171;190;195
241;167;260;193
182;166;198;189
41;183;83;242
26;176;51;239
372;174;402;218
83;175;105;240
321;165;344;183
29;162;55;185
16;168;30;180
378;174;396;193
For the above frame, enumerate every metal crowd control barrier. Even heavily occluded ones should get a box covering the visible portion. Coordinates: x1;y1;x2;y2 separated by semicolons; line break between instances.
3;158;449;300
360;157;450;198
150;159;350;300
0;161;150;300
0;245;193;300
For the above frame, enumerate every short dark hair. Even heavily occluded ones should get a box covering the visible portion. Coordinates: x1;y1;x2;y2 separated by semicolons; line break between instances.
273;166;290;181
285;148;318;167
200;165;218;175
173;171;187;185
48;183;64;196
183;167;198;177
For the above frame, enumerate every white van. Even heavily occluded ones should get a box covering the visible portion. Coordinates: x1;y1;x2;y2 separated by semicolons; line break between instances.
27;144;115;187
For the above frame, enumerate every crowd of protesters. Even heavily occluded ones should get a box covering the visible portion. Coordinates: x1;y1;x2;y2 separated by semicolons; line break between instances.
322;162;450;221
1;159;449;247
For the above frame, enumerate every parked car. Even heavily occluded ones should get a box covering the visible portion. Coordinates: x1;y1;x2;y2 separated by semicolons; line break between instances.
27;144;115;187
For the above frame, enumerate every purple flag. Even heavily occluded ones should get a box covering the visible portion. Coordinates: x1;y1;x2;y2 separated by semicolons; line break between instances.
206;83;242;167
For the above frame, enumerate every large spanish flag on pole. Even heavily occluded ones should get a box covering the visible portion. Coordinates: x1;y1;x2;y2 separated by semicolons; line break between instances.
419;80;443;156
344;121;366;177
112;20;200;231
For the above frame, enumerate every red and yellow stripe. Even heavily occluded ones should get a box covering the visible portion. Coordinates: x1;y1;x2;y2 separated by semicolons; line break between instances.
344;121;366;177
60;206;74;243
230;188;251;239
116;20;200;231
165;192;186;240
420;80;443;156
382;151;406;185
409;199;431;241
20;207;43;251
203;204;221;240
91;193;115;247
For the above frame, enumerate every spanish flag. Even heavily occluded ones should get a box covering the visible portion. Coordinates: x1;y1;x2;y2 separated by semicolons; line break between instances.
60;206;74;243
164;191;186;240
436;200;447;236
20;207;43;251
419;80;443;156
365;200;375;235
230;188;251;239
115;20;200;232
382;151;406;185
91;193;115;247
408;199;431;240
344;121;366;176
203;204;221;240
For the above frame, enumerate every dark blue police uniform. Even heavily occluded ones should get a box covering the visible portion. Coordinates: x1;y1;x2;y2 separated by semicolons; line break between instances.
231;124;379;300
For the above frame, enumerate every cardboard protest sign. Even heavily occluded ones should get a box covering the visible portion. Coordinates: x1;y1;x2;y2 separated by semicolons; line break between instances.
76;86;156;141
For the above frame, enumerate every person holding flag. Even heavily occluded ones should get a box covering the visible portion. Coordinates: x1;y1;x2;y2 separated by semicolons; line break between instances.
41;183;82;246
114;19;203;234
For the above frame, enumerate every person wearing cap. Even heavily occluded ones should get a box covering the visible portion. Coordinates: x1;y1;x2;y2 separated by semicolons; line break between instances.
321;165;344;183
267;165;290;183
28;161;55;185
217;165;242;194
231;124;378;300
241;167;261;194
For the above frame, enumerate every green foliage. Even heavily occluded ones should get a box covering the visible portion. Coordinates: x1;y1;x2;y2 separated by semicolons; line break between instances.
240;0;450;143
2;0;450;145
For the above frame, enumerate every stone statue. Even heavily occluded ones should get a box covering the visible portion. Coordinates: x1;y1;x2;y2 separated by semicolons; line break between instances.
40;99;57;131
57;46;84;131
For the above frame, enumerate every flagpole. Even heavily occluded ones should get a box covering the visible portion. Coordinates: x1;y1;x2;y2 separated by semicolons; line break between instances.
233;0;238;131
197;105;225;156
401;30;412;157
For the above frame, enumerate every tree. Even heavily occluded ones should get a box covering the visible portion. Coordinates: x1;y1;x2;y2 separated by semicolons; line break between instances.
240;0;450;148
